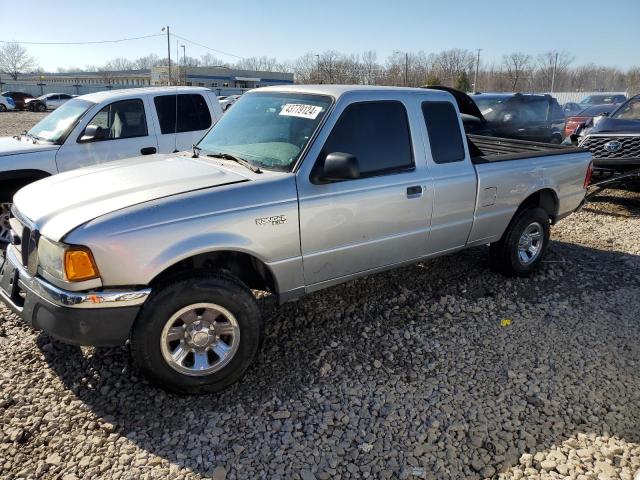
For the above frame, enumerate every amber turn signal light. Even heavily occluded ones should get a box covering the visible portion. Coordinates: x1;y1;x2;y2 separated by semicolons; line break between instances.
64;248;99;282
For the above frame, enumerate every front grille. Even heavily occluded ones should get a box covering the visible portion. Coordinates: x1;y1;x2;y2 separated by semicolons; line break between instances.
9;207;39;274
580;135;640;159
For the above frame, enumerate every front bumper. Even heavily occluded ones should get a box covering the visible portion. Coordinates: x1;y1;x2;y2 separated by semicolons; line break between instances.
0;245;150;346
592;157;640;171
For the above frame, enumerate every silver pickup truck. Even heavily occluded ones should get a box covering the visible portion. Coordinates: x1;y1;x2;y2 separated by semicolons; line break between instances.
0;85;592;393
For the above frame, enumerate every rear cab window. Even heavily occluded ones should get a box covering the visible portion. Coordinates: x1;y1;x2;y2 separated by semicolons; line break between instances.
319;101;414;178
154;94;212;134
422;101;466;164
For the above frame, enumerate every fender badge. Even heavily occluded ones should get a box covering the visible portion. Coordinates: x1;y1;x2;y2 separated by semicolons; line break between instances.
255;215;287;226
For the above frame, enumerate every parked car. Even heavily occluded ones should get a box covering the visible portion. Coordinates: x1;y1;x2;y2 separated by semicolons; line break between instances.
562;102;584;116
1;91;34;110
454;91;566;143
0;95;15;112
579;94;627;106
427;88;566;144
563;104;615;138
568;95;640;171
0;86;223;244
0;85;592;393
25;93;74;112
218;94;241;111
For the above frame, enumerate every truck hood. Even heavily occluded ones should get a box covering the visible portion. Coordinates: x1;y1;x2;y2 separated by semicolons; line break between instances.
0;136;59;156
590;117;640;134
13;153;251;241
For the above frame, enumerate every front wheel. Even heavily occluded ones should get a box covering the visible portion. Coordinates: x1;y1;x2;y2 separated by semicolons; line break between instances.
130;274;263;394
0;104;6;112
489;207;550;276
36;103;46;112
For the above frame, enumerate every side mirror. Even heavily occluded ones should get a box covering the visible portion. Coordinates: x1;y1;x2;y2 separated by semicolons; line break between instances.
79;124;106;142
317;152;360;183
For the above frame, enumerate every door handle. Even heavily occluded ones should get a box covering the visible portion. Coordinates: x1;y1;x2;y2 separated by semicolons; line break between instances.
140;147;157;155
406;185;423;198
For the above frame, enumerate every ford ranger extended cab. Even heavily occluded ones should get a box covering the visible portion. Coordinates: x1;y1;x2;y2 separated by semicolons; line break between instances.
0;85;592;393
0;86;223;244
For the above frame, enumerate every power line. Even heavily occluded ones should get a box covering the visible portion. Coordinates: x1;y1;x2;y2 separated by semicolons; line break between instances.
0;34;164;45
171;33;243;59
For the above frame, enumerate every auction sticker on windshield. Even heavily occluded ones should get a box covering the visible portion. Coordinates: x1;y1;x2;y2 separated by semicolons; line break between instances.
279;104;323;119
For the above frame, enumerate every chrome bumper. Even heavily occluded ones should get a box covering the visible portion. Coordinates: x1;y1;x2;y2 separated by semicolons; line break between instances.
1;245;150;310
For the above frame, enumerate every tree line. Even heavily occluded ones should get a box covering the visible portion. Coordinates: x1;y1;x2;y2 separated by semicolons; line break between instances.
1;41;638;94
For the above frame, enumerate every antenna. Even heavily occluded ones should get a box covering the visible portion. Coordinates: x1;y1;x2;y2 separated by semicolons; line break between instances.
173;86;178;152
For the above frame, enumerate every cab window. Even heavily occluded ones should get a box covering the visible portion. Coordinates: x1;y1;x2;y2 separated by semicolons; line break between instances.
84;99;148;140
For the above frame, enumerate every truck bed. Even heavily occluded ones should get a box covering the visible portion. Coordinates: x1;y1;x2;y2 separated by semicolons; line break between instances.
467;134;586;164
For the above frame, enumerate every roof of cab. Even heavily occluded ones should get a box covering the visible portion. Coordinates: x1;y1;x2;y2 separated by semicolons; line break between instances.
250;84;450;98
77;86;211;103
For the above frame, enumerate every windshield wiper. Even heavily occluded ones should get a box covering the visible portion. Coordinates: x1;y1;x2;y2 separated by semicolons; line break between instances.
207;152;262;174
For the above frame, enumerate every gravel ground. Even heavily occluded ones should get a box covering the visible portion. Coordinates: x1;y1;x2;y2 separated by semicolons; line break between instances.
0;111;48;136
1;113;639;480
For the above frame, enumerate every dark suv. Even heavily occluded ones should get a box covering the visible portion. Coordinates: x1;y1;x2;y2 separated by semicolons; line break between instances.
571;95;640;171
0;91;34;110
470;93;566;144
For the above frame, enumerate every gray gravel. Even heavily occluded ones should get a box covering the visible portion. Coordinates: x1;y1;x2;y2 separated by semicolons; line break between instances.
1;113;639;480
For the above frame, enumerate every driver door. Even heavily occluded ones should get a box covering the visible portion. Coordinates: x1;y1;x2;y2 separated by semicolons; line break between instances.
55;97;159;172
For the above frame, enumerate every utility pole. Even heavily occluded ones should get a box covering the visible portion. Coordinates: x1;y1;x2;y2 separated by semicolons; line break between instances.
550;51;558;93
162;26;171;86
404;52;408;87
473;49;482;93
181;45;186;86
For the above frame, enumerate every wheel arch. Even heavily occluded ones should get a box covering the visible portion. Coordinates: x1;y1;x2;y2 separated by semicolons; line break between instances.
515;187;559;223
0;169;51;200
149;249;279;296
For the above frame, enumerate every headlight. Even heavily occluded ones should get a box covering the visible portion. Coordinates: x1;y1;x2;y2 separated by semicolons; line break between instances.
38;237;100;282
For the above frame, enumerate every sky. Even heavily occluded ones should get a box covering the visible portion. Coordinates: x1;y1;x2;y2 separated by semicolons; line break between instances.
2;0;639;72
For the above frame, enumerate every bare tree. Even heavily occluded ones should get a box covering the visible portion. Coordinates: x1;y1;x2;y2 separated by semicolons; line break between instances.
536;51;574;91
0;42;37;79
235;56;281;72
104;57;135;72
200;53;228;67
502;52;531;90
133;54;161;70
435;48;474;85
360;51;380;85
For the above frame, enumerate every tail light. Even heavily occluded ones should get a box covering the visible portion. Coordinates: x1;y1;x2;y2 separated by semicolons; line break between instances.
564;116;589;137
583;161;593;188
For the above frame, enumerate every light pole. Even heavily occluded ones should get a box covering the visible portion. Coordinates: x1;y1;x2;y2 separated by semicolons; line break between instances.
181;45;186;86
550;51;558;93
473;49;482;93
161;26;171;86
394;51;408;87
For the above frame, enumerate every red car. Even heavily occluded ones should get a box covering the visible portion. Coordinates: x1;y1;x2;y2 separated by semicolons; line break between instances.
0;91;34;110
564;104;617;138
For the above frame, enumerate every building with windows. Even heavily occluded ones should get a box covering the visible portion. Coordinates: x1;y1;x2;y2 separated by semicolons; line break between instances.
150;66;294;92
1;66;294;97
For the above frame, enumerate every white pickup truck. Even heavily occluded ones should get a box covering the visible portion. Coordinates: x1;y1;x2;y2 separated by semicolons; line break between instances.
0;86;223;243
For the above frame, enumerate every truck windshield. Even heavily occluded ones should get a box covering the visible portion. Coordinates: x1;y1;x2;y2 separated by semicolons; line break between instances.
197;92;332;171
472;97;509;121
611;98;640;121
27;98;94;143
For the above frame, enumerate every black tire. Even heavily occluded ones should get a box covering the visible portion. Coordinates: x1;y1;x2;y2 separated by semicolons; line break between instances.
0;104;6;112
489;206;550;276
130;274;263;394
36;103;46;112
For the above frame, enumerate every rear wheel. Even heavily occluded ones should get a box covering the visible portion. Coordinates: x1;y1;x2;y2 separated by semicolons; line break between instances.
489;207;550;276
130;274;263;394
0;104;6;112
